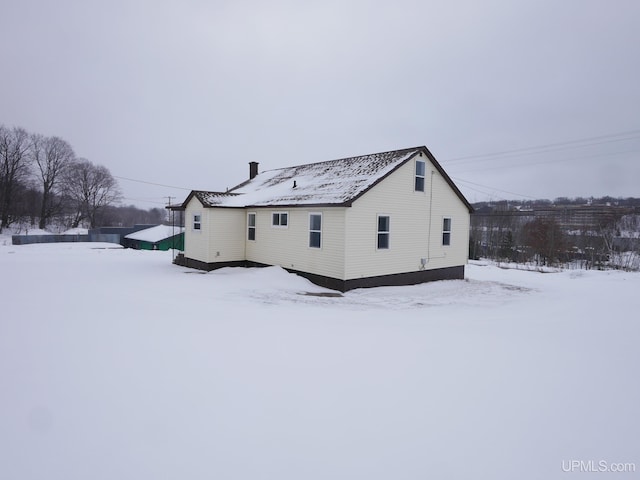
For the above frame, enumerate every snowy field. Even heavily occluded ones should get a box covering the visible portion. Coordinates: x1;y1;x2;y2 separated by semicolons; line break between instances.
1;241;639;479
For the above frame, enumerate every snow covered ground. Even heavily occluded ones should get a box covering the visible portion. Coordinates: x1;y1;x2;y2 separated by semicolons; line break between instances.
1;241;639;479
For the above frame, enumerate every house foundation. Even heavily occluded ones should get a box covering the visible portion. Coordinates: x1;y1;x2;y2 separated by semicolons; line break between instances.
174;254;465;292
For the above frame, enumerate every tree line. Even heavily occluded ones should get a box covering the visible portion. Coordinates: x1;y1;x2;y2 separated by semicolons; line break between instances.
470;199;640;271
0;124;164;233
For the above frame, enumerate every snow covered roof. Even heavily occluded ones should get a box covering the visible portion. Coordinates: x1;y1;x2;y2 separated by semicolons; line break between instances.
176;146;472;211
193;191;242;205
223;147;421;207
124;225;184;243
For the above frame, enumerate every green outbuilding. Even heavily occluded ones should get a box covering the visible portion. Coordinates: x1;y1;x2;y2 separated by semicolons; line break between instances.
123;225;184;251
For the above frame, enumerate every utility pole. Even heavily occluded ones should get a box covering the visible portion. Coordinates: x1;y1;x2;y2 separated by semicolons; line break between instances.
165;196;174;224
164;197;175;256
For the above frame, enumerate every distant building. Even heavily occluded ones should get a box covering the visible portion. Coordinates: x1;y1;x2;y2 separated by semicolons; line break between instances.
532;205;631;232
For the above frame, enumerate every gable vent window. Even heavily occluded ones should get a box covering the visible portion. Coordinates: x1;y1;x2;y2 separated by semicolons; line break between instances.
247;212;256;241
193;214;201;231
443;217;452;246
272;212;288;227
309;213;322;248
377;215;390;249
415;160;426;192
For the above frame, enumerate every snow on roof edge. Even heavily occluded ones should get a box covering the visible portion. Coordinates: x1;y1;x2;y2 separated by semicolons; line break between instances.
124;225;184;242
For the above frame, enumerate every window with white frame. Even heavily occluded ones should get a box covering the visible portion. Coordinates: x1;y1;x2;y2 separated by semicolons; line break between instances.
309;213;322;248
272;212;288;227
377;215;390;249
193;213;202;231
247;212;256;241
442;217;452;246
415;159;426;192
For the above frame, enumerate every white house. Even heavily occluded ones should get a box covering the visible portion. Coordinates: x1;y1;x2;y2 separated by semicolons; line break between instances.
171;146;473;291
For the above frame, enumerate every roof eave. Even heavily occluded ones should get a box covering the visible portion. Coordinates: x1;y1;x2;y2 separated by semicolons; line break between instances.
421;147;474;213
169;190;246;209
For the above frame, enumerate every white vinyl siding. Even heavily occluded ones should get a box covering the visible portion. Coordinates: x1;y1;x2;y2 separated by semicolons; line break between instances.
345;156;469;279
245;208;345;279
429;174;469;267
208;208;246;262
184;199;246;264
184;200;210;263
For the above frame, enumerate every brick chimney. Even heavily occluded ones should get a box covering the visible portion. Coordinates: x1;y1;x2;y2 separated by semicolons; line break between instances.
249;161;259;180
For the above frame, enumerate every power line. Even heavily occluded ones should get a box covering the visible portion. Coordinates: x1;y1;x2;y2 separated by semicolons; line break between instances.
453;176;537;200
451;145;639;200
443;129;640;165
114;175;191;191
457;182;513;202
448;136;640;168
120;197;168;205
450;146;638;175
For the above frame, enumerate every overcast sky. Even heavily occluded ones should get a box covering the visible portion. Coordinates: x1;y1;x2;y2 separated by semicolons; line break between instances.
1;0;639;208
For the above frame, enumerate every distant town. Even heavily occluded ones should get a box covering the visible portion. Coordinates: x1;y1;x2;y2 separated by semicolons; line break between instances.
471;196;640;269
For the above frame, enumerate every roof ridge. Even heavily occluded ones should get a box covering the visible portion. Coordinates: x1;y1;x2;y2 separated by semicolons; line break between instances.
261;146;424;173
194;190;241;196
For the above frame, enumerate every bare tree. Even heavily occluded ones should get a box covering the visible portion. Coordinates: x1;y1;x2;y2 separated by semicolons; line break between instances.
31;134;75;229
102;205;166;227
523;217;566;266
0;125;32;232
63;158;121;228
64;159;93;227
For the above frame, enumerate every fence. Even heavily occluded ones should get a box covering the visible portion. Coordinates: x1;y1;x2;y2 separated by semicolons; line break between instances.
12;233;121;245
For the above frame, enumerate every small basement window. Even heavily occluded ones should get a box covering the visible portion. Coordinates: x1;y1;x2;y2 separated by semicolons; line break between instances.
272;212;288;227
442;217;452;246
